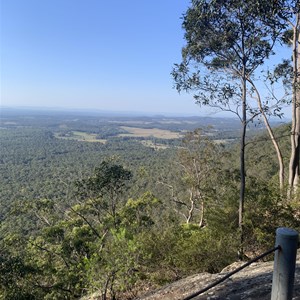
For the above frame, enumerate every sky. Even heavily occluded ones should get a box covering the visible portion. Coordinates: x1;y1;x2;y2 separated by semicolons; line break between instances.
1;0;209;115
0;0;293;117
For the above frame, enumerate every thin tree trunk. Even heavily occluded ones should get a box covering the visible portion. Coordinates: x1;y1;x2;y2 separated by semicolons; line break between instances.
239;72;247;259
289;15;300;197
199;198;204;228
187;189;194;224
247;78;285;190
263;117;285;191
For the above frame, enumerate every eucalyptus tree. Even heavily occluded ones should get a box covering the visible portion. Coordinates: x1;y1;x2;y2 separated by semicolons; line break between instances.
247;76;286;191
271;0;300;195
75;160;133;227
288;6;300;195
260;0;300;196
172;0;282;252
158;129;223;227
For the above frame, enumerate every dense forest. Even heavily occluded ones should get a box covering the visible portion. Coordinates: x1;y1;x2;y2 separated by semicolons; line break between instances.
0;108;298;300
3;1;300;299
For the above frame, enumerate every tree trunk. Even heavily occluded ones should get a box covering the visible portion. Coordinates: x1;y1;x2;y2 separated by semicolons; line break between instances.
186;189;194;224
239;73;247;259
263;117;285;191
247;78;285;190
199;198;204;228
288;15;300;198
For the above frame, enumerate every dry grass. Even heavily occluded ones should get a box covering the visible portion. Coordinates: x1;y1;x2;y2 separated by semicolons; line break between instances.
54;131;107;143
140;140;169;150
119;126;182;139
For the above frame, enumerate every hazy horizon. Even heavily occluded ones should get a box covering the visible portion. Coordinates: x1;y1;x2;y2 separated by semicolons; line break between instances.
0;105;291;123
0;104;236;118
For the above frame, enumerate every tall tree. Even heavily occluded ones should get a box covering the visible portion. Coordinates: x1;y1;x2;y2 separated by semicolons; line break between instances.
158;129;223;227
266;1;300;195
289;10;300;194
278;2;300;195
172;0;281;255
75;160;133;227
247;77;285;191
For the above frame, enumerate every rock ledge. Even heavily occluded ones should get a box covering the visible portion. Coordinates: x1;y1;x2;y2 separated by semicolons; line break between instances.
138;251;300;300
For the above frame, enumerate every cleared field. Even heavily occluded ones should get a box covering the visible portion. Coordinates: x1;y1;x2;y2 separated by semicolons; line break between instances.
158;120;198;124
119;126;183;139
214;138;236;144
54;131;107;143
108;120;152;125
140;140;169;150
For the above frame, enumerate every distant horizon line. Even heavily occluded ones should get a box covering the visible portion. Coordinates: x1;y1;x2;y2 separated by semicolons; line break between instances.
0;105;233;118
0;105;291;121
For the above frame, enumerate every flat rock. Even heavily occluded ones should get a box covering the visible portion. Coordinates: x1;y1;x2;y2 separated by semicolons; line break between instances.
138;251;300;300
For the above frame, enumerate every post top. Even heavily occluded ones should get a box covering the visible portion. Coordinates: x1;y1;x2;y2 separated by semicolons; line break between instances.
276;227;298;238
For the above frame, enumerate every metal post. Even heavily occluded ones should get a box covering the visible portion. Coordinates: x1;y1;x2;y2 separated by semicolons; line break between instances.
271;227;298;300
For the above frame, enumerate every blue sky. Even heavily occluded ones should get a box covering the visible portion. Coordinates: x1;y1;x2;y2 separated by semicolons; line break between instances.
0;0;293;117
1;0;208;115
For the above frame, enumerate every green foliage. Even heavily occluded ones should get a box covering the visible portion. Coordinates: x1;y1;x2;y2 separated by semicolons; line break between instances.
244;177;300;255
158;128;228;226
0;254;36;300
243;123;291;183
171;225;238;274
76;160;133;198
172;0;279;107
1;162;165;299
137;223;238;286
121;192;161;231
1;111;299;299
85;228;142;299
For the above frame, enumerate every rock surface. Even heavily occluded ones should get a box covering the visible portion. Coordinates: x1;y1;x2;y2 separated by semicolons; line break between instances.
137;251;300;300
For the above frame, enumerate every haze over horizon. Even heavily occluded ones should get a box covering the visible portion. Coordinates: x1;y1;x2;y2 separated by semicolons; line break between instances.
0;0;292;119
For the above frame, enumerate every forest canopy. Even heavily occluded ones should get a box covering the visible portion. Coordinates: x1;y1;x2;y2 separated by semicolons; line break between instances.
0;110;299;299
2;0;300;298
